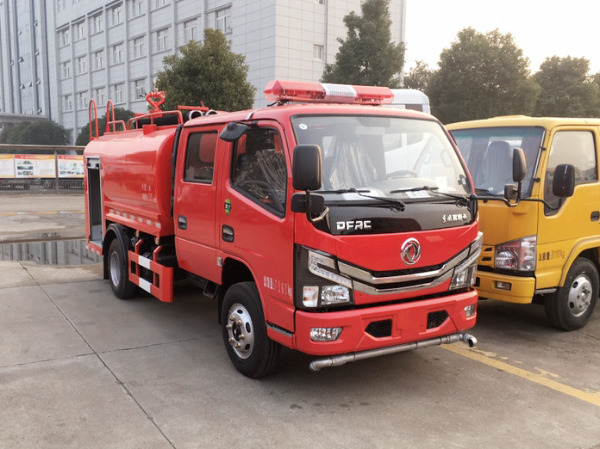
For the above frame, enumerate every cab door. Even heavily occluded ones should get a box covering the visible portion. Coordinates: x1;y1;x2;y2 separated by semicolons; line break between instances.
217;122;295;330
537;126;600;286
174;126;222;282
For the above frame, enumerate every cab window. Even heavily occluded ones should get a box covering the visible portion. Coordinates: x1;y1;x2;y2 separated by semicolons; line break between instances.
545;130;597;213
231;128;287;215
184;131;218;183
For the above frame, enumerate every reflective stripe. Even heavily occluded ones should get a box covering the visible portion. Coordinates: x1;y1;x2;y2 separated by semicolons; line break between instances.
138;278;152;293
137;255;151;270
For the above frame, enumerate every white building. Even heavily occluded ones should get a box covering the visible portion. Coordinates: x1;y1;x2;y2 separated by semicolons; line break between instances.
0;0;406;143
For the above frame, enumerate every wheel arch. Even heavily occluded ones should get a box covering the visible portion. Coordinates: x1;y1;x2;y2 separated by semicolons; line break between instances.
218;257;255;324
560;241;600;286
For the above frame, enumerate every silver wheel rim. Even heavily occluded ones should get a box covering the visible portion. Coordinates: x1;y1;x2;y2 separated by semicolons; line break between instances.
110;251;121;287
226;303;255;360
567;274;593;317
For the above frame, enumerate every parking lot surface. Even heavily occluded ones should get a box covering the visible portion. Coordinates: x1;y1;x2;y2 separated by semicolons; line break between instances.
1;192;600;448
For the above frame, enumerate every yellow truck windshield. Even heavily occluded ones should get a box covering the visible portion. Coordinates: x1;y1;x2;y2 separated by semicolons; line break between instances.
450;126;544;197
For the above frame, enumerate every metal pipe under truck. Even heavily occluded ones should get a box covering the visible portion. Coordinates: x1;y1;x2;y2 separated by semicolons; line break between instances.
84;81;481;378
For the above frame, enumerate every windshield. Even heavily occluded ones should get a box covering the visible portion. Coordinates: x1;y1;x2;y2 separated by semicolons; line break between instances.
449;126;544;197
291;115;470;200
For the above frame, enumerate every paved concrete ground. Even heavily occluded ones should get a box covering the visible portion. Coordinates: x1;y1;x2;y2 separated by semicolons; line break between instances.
1;192;600;448
1;261;600;449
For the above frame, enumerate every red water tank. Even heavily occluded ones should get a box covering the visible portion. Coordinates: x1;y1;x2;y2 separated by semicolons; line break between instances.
85;125;177;236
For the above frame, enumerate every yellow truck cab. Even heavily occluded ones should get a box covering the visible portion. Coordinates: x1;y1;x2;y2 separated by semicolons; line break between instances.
447;116;600;330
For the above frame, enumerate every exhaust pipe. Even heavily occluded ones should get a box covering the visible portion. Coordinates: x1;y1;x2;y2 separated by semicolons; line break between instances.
309;332;477;372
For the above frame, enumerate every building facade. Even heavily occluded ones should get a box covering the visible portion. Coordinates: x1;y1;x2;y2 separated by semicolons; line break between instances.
0;0;406;143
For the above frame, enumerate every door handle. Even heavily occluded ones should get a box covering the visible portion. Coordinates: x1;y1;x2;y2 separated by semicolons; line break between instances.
591;211;599;222
222;225;234;242
178;215;187;230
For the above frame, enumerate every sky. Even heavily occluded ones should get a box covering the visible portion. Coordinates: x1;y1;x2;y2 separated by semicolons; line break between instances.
404;0;600;75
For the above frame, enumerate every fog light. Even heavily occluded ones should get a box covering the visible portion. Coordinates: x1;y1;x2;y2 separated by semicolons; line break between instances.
495;281;512;291
464;304;476;318
302;286;319;307
310;327;343;342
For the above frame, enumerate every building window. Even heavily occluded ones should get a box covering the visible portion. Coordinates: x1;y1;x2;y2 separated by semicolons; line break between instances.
133;36;144;58
78;91;88;109
113;83;124;103
61;61;71;79
57;0;66;12
156;28;168;51
64;94;73;111
92;14;103;34
94;50;104;70
111;43;123;64
59;28;70;47
77;55;87;74
132;0;144;17
313;44;324;61
134;79;146;99
215;7;231;33
95;87;106;105
155;0;168;8
110;4;123;26
73;21;85;41
184;18;197;42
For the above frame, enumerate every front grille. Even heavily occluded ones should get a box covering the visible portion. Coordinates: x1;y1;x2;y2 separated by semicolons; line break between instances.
365;319;392;338
427;310;449;329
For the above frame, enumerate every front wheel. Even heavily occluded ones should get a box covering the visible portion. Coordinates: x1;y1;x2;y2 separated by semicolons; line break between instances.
221;282;280;378
544;258;599;330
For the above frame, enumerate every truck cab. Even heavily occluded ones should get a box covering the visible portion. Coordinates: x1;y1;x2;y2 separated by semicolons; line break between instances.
447;116;600;330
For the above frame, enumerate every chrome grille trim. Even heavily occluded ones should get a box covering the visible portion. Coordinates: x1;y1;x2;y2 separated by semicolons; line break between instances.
339;233;482;296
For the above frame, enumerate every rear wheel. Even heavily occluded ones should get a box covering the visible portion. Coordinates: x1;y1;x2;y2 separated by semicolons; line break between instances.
221;282;280;378
544;258;599;330
107;238;136;299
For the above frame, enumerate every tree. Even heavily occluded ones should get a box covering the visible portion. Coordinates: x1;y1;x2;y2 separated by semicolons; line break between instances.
426;28;540;124
321;0;405;87
75;108;135;146
533;56;600;117
403;60;432;91
156;29;255;111
0;120;69;145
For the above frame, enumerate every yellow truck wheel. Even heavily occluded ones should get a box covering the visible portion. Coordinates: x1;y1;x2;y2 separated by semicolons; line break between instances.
544;258;599;331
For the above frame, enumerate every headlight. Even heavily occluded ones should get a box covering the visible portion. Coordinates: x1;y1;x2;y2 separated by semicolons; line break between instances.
295;247;354;309
450;233;482;290
495;236;536;272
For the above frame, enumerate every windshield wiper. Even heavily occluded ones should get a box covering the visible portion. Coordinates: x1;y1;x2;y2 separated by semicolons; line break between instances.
391;186;472;205
322;188;405;211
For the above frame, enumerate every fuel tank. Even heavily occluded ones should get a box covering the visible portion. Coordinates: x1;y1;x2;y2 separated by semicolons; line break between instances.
84;125;177;236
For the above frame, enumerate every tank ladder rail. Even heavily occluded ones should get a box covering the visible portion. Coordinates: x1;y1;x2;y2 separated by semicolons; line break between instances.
128;239;174;303
88;99;99;141
105;100;127;134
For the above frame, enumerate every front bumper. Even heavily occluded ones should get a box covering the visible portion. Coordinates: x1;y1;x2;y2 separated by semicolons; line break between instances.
476;270;536;304
293;289;478;356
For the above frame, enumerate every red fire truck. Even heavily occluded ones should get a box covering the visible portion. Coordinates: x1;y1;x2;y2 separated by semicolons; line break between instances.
84;81;481;378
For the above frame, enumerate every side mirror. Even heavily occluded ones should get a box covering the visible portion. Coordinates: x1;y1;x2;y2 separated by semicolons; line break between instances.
220;122;248;142
512;147;526;183
293;145;322;191
553;164;575;198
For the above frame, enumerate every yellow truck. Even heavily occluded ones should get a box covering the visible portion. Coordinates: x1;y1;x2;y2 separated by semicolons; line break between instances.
447;116;599;330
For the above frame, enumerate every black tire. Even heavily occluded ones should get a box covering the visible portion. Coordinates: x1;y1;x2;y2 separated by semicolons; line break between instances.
221;282;280;378
544;258;599;330
107;238;136;299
